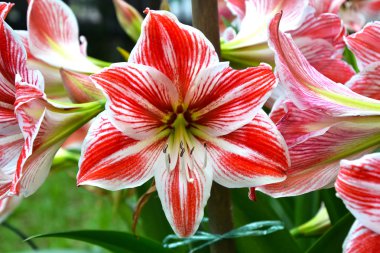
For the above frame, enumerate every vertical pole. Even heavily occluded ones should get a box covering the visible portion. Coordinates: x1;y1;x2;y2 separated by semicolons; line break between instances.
191;1;236;253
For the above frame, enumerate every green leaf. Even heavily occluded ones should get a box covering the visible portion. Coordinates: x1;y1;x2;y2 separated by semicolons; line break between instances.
320;188;348;224
343;47;359;73
231;189;302;253
17;250;94;253
28;230;174;253
306;213;355;253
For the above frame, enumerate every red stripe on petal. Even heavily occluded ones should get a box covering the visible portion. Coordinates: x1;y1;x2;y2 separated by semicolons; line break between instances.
189;64;276;136
206;111;288;188
0;2;13;19
343;221;380;253
27;0;98;72
336;153;380;234
260;110;380;197
129;10;219;98
78;112;165;190
345;22;380;70
347;62;380;100
91;63;178;140
155;159;212;237
269;13;380;116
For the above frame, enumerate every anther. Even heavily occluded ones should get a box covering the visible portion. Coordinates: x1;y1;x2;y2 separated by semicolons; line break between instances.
165;154;171;171
190;147;195;155
180;148;185;157
202;143;208;169
163;144;168;153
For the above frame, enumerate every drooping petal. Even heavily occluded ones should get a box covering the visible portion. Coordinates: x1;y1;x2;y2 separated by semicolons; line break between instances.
78;112;166;190
204;110;288;188
336;153;380;234
259;103;380;197
27;0;99;73
0;196;21;223
343;221;380;253
129;10;219;99
90;62;178;140
290;13;355;83
60;69;104;103
345;21;380;70
187;63;276;136
113;0;143;42
155;152;213;237
346;62;380;100
0;2;13;19
11;74;103;196
269;13;380;116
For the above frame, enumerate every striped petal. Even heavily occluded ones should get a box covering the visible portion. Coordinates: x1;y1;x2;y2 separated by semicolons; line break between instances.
336;153;380;234
27;0;99;73
78;112;166;190
187;63;277;136
155;151;212;237
90;62;178;140
346;62;380;100
129;10;219;99
206;110;288;188
343;221;380;253
269;13;380;116
0;2;13;19
16;30;65;97
11;74;103;196
0;20;30;105
345;22;380;70
260;103;380;197
290;13;354;83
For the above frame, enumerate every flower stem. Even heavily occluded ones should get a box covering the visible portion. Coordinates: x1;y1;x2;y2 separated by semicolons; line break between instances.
191;1;236;253
2;221;38;250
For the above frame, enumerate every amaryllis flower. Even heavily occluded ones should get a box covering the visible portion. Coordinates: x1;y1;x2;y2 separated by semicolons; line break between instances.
257;13;380;197
0;10;104;199
17;0;100;95
335;154;380;252
77;10;289;237
221;0;355;84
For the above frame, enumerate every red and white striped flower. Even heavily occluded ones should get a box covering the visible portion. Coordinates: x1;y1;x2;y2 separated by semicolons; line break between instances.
258;13;380;197
336;154;380;252
77;10;289;237
0;6;104;199
17;0;100;95
220;0;355;84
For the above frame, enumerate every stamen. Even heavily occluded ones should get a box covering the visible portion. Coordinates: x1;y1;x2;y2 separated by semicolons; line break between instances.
202;143;208;169
163;144;168;153
180;148;185;157
190;147;195;155
165;154;171;171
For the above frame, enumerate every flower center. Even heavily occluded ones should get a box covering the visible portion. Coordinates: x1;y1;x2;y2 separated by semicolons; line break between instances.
162;105;207;182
